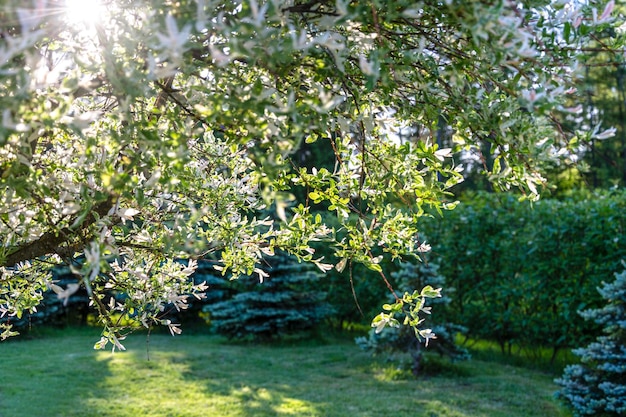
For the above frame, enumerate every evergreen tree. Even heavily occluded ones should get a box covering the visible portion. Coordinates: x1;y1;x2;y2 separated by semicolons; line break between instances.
356;261;468;376
556;266;626;416
204;252;333;340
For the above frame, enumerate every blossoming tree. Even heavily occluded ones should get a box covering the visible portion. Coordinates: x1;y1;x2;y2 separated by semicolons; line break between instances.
0;0;621;349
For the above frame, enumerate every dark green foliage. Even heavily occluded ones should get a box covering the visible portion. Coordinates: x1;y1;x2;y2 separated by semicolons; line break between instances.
555;266;626;416
203;251;333;340
356;261;469;376
573;35;626;189
420;190;626;356
324;263;390;328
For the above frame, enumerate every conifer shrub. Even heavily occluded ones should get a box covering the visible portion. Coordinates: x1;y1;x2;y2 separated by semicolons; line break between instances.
555;265;626;416
203;251;333;340
356;261;469;376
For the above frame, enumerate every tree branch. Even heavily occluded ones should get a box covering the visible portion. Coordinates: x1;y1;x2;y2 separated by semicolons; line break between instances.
2;196;115;267
282;1;338;16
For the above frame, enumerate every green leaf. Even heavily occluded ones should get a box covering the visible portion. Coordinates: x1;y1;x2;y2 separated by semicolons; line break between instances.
309;191;322;202
420;285;442;298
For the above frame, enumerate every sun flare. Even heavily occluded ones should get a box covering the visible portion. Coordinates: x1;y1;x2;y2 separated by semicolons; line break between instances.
64;0;105;27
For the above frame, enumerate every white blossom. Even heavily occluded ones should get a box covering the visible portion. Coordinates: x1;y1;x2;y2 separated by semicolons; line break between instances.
2;110;29;132
163;320;182;336
373;313;399;334
209;44;233;66
117;208;140;223
241;0;268;28
419;328;437;347
594;127;617;140
194;0;208;32
49;282;80;306
358;54;377;76
416;242;432;253
592;1;615;25
434;148;453;161
155;14;192;64
290;28;311;51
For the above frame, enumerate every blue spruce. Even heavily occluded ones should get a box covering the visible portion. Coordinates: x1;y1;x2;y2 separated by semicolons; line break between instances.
556;266;626;416
204;251;333;340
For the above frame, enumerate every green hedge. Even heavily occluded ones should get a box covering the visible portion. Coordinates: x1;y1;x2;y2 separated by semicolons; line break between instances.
421;190;626;357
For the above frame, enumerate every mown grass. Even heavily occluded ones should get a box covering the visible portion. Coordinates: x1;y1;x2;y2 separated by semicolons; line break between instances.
0;327;571;417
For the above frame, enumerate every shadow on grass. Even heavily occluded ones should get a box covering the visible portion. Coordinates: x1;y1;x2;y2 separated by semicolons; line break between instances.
0;327;113;417
1;328;571;417
82;333;570;417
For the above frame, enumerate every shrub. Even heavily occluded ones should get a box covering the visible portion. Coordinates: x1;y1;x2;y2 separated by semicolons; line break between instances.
356;261;469;376
204;251;333;340
555;265;626;416
420;190;626;356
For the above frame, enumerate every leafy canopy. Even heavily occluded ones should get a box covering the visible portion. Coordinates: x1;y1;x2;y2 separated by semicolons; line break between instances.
0;0;621;348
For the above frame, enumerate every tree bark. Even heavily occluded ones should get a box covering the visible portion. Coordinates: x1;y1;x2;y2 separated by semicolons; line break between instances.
2;197;114;267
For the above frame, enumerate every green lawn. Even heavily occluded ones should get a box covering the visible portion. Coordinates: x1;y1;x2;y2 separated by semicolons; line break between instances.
0;327;571;417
